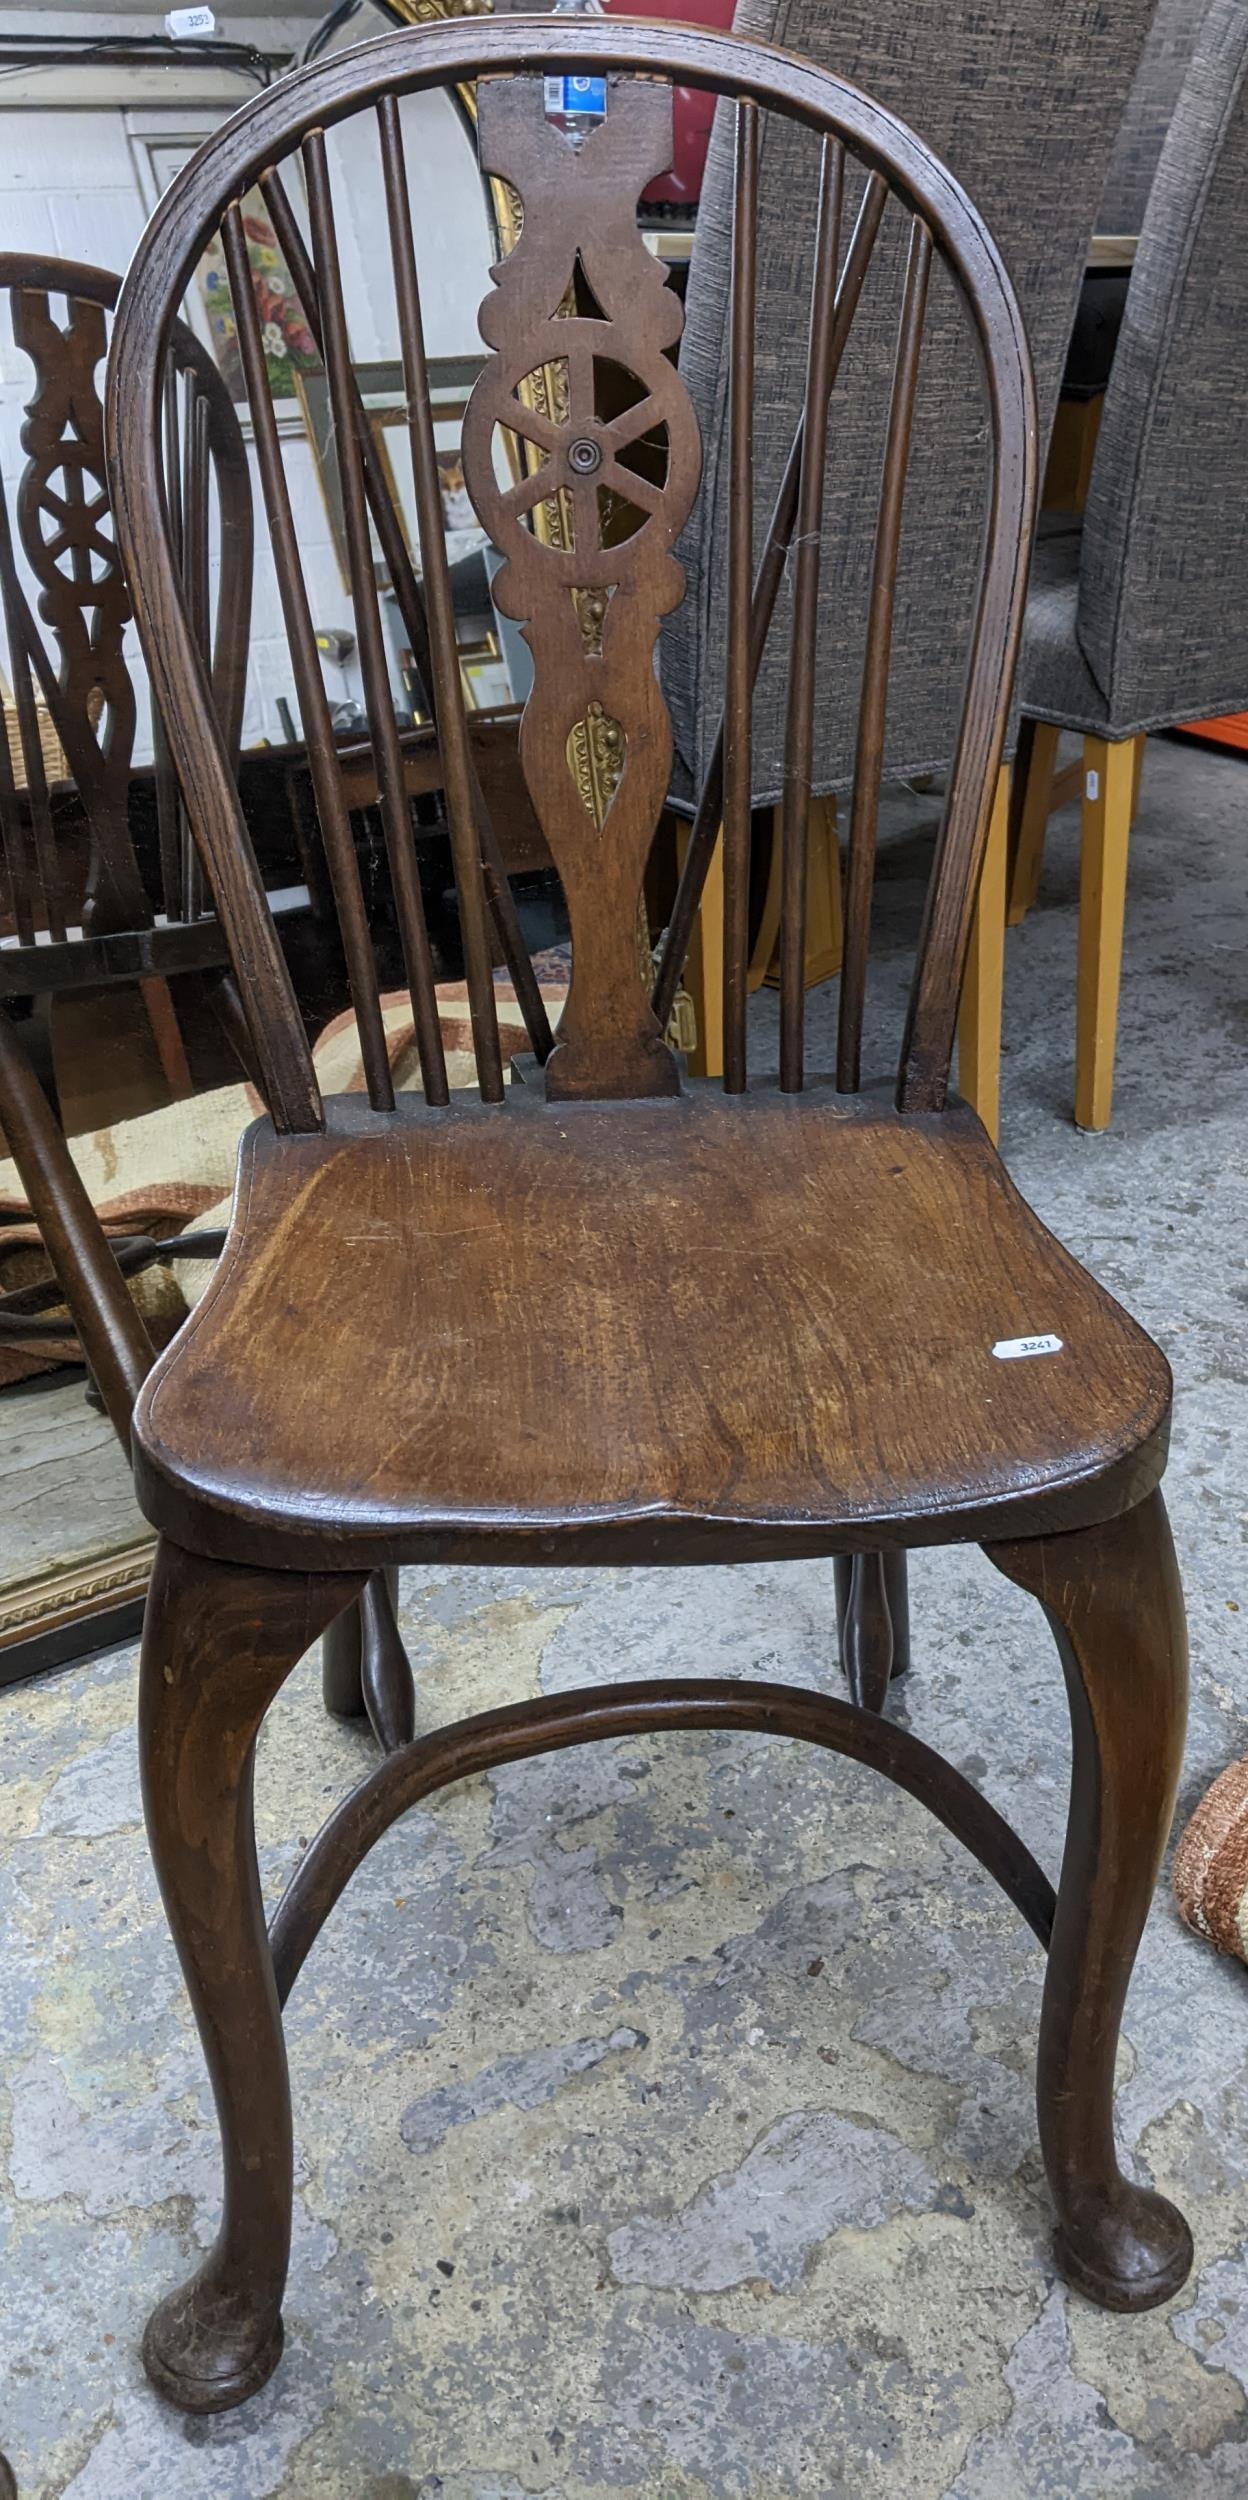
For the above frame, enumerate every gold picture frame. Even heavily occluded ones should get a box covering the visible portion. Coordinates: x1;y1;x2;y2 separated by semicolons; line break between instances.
0;1537;155;1686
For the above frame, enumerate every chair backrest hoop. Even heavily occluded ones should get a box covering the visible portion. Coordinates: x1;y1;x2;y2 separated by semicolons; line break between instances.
106;14;1037;1130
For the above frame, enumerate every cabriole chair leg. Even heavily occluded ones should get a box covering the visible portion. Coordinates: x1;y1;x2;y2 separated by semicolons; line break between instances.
139;1538;365;2413
987;1488;1194;2310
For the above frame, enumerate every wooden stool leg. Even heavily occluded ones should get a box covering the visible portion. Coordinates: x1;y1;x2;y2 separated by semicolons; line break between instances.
1075;735;1138;1132
834;1549;910;1701
679;820;724;1081
139;1538;365;2414
986;1491;1193;2312
1007;720;1061;926
956;764;1009;1143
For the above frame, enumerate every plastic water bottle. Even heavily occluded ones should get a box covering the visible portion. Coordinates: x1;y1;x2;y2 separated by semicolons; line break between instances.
545;0;608;146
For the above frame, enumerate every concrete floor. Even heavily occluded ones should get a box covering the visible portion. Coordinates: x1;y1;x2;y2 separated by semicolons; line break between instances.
1;734;1246;2498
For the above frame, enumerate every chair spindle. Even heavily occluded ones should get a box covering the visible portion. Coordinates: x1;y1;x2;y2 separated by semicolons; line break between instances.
180;375;210;923
303;130;450;1108
837;217;932;1092
152;706;183;928
722;97;759;1095
779;137;844;1094
155;366;185;923
221;199;395;1113
378;95;504;1103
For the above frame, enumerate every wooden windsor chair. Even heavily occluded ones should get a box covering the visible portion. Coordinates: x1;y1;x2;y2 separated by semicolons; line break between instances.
0;256;261;1387
106;14;1193;2418
0;255;257;1108
0;254;412;1723
0;258;254;1522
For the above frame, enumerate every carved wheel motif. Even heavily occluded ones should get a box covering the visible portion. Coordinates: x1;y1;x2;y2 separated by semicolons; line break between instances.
472;326;690;590
10;284;145;932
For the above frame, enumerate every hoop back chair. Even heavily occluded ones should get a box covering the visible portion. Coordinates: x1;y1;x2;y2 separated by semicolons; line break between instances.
0;258;254;1058
0;259;255;1440
0;255;409;1725
107;15;1192;2418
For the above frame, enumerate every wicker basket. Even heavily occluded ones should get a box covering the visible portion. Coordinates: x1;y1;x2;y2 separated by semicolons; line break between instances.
0;670;102;790
0;675;72;790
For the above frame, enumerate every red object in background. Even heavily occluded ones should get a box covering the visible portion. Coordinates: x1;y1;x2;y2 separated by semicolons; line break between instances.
602;0;737;206
1174;713;1248;755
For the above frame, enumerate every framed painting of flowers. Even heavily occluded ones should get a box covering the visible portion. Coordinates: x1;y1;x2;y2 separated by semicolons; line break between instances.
195;192;320;408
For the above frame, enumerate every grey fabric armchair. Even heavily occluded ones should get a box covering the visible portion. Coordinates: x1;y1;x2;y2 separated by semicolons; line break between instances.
1013;0;1248;1128
1099;0;1207;235
662;0;1157;1130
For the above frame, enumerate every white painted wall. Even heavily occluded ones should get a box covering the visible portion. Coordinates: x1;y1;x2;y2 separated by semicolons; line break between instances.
0;18;496;756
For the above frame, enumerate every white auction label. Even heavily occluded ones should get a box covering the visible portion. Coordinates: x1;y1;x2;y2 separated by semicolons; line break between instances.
165;6;216;34
992;1334;1064;1360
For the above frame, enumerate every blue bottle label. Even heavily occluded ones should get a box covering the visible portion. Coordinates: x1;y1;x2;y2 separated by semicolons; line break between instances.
544;72;608;121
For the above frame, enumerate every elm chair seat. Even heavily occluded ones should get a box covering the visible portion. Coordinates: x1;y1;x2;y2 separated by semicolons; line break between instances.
131;1085;1170;1569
